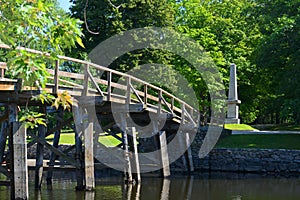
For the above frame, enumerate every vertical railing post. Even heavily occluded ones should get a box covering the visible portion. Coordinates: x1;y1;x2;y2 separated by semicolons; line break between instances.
126;77;131;105
107;71;112;101
144;84;148;107
158;90;162;114
83;64;89;96
171;97;174;112
53;60;59;94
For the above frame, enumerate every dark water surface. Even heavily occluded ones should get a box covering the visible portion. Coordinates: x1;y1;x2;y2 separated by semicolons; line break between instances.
0;170;300;199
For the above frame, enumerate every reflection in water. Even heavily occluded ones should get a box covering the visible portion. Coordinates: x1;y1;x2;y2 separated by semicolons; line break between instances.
0;172;300;199
160;179;170;200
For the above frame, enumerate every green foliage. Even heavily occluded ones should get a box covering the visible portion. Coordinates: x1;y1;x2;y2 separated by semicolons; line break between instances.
52;91;73;111
252;0;300;124
0;0;83;128
70;0;175;54
174;0;261;118
0;0;83;87
19;109;46;129
31;91;56;105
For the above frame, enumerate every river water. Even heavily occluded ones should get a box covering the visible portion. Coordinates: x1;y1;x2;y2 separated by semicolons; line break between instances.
0;170;300;199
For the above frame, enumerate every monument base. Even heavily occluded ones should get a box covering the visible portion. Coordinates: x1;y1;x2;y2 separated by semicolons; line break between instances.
225;118;240;124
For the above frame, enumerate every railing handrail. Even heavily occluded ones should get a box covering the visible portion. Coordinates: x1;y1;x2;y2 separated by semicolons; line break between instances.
0;44;199;126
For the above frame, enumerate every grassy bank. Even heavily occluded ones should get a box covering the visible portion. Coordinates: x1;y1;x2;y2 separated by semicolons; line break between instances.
253;124;300;131
45;133;121;146
216;134;300;150
224;124;258;131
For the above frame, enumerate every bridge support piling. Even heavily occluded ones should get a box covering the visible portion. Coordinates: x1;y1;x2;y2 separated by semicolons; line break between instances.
178;132;188;170
9;103;28;200
35;106;46;189
73;105;84;190
46;108;63;188
121;114;133;184
158;131;170;177
83;119;95;191
0;119;8;163
129;127;141;183
184;132;194;172
75;128;84;190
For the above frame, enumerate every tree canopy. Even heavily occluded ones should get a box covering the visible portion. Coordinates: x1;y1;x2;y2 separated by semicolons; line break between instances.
1;0;299;125
0;0;83;128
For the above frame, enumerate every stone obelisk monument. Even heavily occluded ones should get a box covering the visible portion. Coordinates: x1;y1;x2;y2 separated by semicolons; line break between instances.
225;63;241;124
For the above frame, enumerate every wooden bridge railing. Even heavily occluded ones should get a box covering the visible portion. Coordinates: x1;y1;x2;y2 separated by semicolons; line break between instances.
0;44;199;127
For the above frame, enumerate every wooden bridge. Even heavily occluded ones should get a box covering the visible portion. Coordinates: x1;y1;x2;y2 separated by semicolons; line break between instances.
0;44;202;199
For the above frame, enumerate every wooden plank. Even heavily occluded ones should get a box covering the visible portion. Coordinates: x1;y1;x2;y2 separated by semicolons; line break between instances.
84;121;95;190
130;84;143;104
0;62;7;78
144;84;148;107
121;114;133;184
53;60;59;94
12;123;28;200
159;131;170;177
87;70;104;96
0;62;7;69
83;64;89;96
126;77;131;105
130;127;141;183
47;69;84;80
48;76;83;88
158;90;162;114
107;71;112;101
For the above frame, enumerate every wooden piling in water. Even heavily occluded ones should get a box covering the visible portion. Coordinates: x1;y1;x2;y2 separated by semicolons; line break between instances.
130;127;141;183
0;119;8;163
121;114;133;184
46;108;63;187
84;119;95;191
9;104;28;200
73;104;84;190
158;131;170;177
184;132;194;172
35;106;46;189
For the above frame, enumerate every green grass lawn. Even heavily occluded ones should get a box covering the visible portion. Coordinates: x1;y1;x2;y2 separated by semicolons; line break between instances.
261;124;300;131
216;134;300;150
45;132;121;146
224;124;258;131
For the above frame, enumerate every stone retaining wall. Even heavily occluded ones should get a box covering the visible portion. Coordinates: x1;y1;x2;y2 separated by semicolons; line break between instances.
192;148;300;173
178;128;300;174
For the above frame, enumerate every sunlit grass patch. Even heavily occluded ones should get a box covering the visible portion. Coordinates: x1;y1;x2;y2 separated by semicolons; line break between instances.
224;124;258;131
